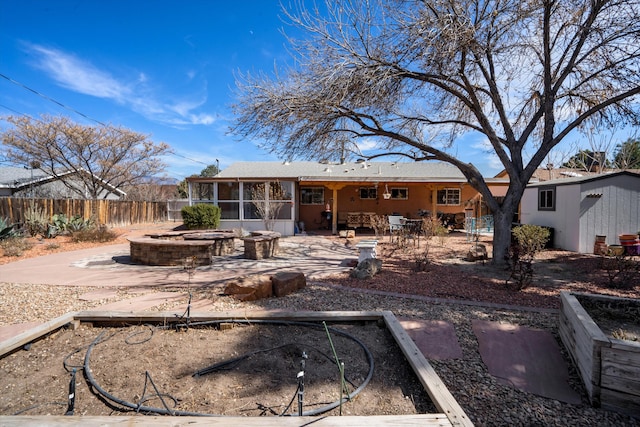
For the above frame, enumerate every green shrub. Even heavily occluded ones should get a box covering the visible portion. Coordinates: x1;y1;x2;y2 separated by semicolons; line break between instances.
181;204;221;229
507;224;550;290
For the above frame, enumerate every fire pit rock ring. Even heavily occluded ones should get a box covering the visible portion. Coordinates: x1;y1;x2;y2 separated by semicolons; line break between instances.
128;230;236;266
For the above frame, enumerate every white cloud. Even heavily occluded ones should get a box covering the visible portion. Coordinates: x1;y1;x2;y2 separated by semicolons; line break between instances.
356;137;379;152
25;43;216;127
29;45;131;102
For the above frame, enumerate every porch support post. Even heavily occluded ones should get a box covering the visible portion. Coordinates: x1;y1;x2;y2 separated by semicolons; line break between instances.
331;187;338;234
429;185;438;218
326;183;346;235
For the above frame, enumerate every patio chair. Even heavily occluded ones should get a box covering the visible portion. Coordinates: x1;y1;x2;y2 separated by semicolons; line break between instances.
388;215;404;242
404;218;423;246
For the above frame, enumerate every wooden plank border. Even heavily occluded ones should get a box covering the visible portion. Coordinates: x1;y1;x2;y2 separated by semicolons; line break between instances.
1;310;472;426
0;313;79;356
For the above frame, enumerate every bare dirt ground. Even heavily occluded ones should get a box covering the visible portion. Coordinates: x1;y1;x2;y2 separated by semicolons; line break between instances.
1;222;639;422
1;322;434;417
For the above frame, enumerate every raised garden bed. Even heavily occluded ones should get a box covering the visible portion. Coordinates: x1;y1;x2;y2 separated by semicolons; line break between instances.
559;291;640;418
0;310;472;426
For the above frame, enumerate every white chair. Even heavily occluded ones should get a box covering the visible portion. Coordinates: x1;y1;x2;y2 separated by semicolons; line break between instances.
388;215;404;241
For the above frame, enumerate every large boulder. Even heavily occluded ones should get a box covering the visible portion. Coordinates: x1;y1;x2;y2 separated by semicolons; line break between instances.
224;275;273;301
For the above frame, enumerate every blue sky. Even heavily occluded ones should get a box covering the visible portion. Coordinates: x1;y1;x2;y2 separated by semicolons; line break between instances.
0;1;572;180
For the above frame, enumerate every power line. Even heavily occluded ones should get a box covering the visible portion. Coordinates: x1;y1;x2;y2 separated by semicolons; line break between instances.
168;150;209;166
0;72;106;126
0;73;212;169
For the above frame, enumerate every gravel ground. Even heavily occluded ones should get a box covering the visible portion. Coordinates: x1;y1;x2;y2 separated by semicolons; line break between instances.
1;223;639;425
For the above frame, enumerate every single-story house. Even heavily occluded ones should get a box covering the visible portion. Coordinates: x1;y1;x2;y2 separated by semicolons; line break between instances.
186;161;509;236
0;167;126;200
520;171;640;253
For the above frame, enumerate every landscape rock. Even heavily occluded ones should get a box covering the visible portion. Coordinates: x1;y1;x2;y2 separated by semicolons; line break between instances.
224;275;273;301
350;258;383;279
271;271;306;297
466;243;488;261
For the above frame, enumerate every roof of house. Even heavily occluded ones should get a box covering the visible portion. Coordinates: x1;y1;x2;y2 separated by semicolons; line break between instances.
0;166;126;196
0;166;50;188
526;170;640;188
188;161;509;184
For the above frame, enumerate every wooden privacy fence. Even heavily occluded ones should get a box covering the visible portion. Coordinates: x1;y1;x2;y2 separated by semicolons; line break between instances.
0;198;167;227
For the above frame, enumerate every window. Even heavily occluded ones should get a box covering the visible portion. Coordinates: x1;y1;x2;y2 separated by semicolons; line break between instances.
218;182;239;200
390;187;408;200
359;187;377;199
200;181;295;221
218;202;240;220
538;187;555;211
193;183;213;201
437;188;460;206
217;182;240;219
300;187;324;204
242;181;293;220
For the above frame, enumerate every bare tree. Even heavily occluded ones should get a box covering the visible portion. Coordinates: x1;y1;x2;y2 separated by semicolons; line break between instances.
232;0;640;264
249;181;290;231
1;115;170;199
122;182;179;201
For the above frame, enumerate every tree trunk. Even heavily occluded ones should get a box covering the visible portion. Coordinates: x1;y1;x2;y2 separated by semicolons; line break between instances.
492;210;512;265
490;178;528;265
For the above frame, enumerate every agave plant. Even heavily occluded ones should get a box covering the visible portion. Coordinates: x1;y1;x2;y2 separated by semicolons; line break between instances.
0;217;20;240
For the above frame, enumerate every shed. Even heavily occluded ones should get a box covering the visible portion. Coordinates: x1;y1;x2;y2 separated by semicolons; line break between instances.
520;171;640;253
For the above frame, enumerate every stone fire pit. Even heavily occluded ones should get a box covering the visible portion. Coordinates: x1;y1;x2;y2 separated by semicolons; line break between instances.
128;230;236;266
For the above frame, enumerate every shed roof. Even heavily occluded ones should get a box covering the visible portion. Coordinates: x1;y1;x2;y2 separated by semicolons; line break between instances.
525;170;640;188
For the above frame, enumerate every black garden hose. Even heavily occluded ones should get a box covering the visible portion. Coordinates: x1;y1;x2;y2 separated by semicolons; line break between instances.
83;319;375;417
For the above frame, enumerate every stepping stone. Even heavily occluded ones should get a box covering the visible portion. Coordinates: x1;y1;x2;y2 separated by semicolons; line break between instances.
400;319;463;360
472;319;581;404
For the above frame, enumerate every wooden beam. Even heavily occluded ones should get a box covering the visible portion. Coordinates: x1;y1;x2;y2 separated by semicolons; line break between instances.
0;414;453;426
0;312;78;356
